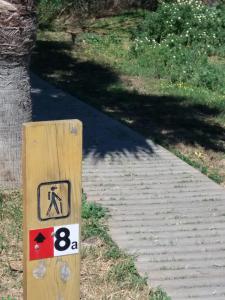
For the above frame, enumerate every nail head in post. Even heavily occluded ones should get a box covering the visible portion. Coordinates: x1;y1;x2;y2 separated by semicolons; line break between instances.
70;127;77;135
34;244;40;250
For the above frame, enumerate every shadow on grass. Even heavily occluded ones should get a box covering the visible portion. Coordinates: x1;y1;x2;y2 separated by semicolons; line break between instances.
31;40;225;159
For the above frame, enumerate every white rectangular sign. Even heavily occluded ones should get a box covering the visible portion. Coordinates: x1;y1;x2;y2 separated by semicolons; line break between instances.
54;224;79;257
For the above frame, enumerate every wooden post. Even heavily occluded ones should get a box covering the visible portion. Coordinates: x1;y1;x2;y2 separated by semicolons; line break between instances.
23;120;82;300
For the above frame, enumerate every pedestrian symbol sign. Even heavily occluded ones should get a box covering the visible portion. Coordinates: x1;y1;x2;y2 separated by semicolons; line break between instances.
47;186;63;216
37;180;71;221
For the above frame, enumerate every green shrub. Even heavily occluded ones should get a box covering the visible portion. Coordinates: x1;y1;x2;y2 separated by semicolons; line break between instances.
133;0;225;50
130;0;225;92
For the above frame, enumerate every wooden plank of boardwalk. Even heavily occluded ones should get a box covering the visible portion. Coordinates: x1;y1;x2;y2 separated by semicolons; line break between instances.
83;151;225;300
32;74;225;300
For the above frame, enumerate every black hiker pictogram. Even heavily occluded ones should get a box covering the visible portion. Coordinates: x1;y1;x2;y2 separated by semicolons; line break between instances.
46;186;63;216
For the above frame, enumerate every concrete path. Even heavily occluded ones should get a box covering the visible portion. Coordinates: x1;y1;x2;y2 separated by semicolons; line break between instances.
32;74;225;300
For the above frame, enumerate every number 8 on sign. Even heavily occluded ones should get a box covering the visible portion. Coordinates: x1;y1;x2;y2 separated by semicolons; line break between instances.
54;224;79;256
55;227;71;251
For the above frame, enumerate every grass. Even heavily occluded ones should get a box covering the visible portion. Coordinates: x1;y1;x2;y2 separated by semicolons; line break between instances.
0;191;169;299
0;191;23;299
31;7;225;187
172;148;224;184
149;289;171;300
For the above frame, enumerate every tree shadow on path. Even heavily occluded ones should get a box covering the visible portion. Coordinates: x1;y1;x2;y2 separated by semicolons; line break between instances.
31;42;154;160
31;40;225;160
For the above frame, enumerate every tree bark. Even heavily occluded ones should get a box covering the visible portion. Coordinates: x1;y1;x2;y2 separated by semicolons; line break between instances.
0;0;36;188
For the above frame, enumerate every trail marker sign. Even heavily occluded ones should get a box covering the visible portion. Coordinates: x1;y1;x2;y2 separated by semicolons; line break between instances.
23;120;82;300
29;224;79;260
37;180;71;220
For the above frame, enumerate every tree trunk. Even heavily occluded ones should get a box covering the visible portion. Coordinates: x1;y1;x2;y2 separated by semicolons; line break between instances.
0;0;36;188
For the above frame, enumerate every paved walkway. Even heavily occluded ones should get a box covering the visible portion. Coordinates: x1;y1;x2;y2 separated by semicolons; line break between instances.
32;74;225;300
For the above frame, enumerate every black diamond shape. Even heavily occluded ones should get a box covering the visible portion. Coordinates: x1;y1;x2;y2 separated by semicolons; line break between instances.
34;232;46;243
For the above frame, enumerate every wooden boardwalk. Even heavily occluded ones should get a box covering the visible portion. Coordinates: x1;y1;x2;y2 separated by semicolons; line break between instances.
32;74;225;300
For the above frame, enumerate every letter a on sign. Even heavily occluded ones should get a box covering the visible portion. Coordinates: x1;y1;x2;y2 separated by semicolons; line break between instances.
23;120;82;300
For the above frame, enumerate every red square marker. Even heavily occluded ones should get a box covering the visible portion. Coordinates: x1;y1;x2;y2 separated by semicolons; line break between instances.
29;227;54;260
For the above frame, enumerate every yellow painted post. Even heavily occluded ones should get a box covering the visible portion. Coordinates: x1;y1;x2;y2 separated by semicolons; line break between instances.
23;120;82;300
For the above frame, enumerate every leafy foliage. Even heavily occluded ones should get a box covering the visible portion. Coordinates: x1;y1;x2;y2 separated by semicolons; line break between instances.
37;0;157;27
130;0;225;92
134;0;225;49
81;193;108;240
149;288;172;300
107;259;148;289
82;193;106;220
